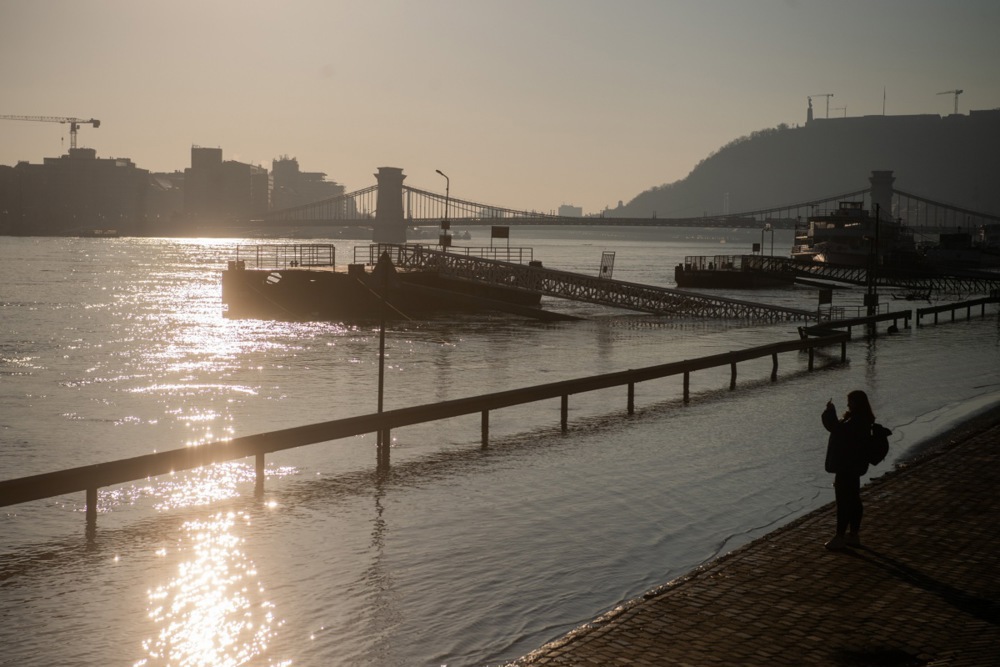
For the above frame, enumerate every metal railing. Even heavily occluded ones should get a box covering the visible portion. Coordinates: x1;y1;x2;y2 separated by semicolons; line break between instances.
354;243;535;266
916;296;999;324
234;244;336;270
357;244;812;321
801;296;998;335
1;332;852;530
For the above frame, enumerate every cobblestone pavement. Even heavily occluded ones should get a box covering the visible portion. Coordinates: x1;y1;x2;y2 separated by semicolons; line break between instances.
512;411;1000;666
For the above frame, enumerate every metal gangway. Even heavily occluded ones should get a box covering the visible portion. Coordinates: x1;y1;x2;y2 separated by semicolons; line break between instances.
747;255;1000;294
359;244;813;321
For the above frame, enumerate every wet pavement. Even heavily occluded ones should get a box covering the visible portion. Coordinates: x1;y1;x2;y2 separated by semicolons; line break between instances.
511;408;1000;666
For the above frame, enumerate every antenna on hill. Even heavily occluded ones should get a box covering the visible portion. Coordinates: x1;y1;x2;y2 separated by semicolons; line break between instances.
937;89;963;115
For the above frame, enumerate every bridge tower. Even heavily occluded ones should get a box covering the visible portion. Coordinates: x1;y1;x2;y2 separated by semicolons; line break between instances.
869;170;895;217
372;166;407;243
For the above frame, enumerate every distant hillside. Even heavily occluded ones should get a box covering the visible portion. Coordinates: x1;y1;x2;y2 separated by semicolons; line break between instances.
615;110;1000;218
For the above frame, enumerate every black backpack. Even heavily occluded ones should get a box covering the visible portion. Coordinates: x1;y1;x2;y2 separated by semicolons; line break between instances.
868;423;892;465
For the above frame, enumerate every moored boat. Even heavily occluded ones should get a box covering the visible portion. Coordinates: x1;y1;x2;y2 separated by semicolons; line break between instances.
792;201;917;267
221;243;558;321
921;230;1000;269
674;254;796;288
77;228;120;238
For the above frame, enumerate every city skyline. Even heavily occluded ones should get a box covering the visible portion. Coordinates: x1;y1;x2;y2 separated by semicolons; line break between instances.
2;0;998;214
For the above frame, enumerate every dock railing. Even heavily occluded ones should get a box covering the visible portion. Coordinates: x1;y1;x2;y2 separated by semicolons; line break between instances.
234;244;336;270
2;331;851;531
354;243;535;266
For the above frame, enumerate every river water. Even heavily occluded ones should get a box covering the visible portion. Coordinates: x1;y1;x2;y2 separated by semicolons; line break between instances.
1;227;998;666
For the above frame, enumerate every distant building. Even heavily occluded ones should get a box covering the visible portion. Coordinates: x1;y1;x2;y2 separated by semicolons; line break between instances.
146;171;186;227
558;204;583;217
0;148;148;235
184;146;268;223
271;156;345;210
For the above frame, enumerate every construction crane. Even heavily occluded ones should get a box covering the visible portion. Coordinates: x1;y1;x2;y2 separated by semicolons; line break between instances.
809;93;834;118
937;89;963;115
0;115;101;150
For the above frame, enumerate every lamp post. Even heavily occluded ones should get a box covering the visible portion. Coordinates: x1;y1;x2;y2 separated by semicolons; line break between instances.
435;169;450;225
865;204;881;325
761;223;773;256
376;252;388;466
435;169;450;248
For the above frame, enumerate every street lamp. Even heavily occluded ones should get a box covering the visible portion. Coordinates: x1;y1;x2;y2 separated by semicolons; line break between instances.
435;169;450;225
865;204;881;324
761;223;773;256
435;169;450;247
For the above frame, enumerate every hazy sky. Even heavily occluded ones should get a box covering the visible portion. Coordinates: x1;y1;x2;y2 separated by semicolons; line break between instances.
2;0;997;214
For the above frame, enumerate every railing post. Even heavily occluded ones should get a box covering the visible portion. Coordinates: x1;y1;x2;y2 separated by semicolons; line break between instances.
683;372;690;404
771;353;778;381
729;362;737;390
377;429;391;470
627;382;635;415
255;452;265;496
481;410;489;447
560;395;568;432
86;487;97;532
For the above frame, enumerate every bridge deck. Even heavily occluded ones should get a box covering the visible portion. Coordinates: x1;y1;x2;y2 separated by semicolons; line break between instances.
365;244;812;322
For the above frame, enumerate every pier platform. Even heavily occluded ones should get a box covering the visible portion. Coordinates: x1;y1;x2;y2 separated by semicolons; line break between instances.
512;407;1000;666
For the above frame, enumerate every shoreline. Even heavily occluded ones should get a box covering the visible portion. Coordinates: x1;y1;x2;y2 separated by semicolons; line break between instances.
898;399;1000;462
511;400;1000;665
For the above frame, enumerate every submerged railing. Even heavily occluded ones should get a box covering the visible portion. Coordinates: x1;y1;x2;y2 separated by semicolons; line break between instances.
915;296;999;324
4;295;996;532
1;332;852;531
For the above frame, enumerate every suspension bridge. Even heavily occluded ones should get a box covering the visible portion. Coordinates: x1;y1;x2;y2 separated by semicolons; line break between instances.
228;168;1000;322
259;167;1000;243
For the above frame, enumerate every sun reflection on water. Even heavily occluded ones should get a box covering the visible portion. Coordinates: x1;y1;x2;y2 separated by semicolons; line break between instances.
135;511;290;667
97;461;296;515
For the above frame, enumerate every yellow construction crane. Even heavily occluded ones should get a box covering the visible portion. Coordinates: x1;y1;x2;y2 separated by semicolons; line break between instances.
0;115;101;150
937;89;963;115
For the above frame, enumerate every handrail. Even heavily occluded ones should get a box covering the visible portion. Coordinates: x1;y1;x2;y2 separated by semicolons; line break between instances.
362;244;813;321
916;295;998;317
0;332;850;520
800;296;998;336
916;295;999;323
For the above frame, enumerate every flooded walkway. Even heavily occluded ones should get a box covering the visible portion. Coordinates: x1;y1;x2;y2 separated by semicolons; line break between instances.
512;408;1000;666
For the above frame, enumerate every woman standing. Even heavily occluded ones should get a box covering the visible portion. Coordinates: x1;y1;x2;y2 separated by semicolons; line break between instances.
821;390;875;550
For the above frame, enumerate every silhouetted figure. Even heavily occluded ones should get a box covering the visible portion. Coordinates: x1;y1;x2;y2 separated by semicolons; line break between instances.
821;390;876;550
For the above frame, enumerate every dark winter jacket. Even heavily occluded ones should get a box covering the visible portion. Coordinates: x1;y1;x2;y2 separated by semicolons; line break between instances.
822;404;872;476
